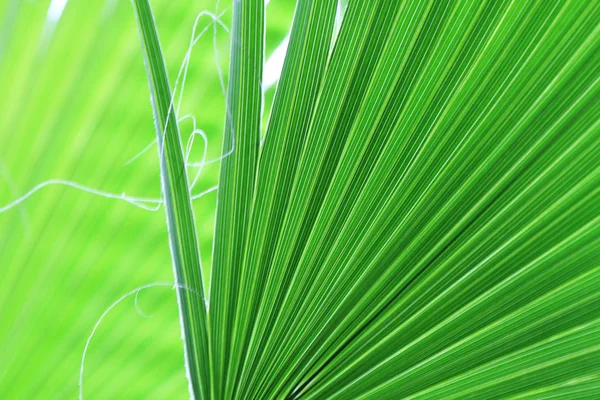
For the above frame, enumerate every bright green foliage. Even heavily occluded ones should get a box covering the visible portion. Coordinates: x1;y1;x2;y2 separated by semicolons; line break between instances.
1;0;600;399
205;0;600;398
210;1;264;399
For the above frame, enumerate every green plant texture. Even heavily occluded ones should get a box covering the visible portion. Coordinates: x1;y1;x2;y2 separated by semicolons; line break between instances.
1;0;599;399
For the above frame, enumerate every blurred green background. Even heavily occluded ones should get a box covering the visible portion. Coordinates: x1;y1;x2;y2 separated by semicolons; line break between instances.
0;0;293;398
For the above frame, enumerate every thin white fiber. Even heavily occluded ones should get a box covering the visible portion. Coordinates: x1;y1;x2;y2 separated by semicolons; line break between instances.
79;282;204;400
0;180;218;215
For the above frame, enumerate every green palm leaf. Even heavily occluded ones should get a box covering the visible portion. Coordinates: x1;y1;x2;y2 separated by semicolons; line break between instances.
1;0;599;399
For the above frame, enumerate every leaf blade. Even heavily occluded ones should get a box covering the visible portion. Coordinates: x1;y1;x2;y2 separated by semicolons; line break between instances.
132;0;210;398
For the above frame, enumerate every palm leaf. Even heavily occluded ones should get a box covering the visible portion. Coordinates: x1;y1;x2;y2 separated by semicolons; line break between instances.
1;0;599;399
208;0;600;398
132;0;210;397
210;1;263;398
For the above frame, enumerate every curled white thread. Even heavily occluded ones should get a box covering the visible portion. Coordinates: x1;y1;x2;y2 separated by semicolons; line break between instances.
177;9;229;116
126;8;235;192
124;138;158;166
180;114;234;191
0;180;218;215
155;9;231;170
79;282;204;400
134;289;153;319
0;179;161;213
190;184;218;200
76;8;233;398
182;114;209;191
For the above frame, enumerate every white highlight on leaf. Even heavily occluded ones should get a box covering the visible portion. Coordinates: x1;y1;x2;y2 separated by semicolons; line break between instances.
41;0;69;50
47;0;67;23
333;0;347;43
263;35;289;91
